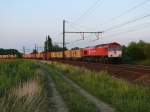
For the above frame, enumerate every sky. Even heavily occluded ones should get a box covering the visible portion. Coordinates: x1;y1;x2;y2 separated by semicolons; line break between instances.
0;0;150;52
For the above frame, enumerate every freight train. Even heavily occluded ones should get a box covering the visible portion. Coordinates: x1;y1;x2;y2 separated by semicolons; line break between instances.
0;55;17;59
23;42;122;62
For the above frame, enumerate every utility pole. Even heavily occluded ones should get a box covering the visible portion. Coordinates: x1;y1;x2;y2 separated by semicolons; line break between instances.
22;46;30;57
46;36;48;60
35;44;37;51
34;44;37;58
45;36;47;60
62;19;103;59
23;46;25;56
63;20;65;59
37;46;38;53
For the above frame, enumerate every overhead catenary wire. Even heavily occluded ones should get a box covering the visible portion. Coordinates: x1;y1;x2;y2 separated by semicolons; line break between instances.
86;19;150;43
64;0;104;48
63;0;150;48
104;19;150;34
104;13;150;32
90;0;150;30
65;13;150;48
66;33;99;46
71;0;104;25
50;32;63;41
66;0;150;43
104;23;150;39
90;21;150;43
67;21;85;32
67;39;84;45
72;13;150;43
112;0;150;20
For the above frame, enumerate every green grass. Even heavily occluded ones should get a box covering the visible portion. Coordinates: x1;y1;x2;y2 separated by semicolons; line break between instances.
135;59;150;66
0;60;37;96
46;64;98;112
0;60;55;112
50;62;150;112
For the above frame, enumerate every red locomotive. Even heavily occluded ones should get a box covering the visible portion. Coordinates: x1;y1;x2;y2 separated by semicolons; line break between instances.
83;42;122;57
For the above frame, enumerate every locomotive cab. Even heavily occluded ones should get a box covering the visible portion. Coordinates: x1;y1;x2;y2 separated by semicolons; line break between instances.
108;42;122;58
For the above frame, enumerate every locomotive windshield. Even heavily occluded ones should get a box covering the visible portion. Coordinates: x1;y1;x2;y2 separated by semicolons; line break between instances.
108;47;122;51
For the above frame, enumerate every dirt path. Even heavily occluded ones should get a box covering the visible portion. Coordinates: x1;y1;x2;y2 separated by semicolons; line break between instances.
60;74;116;112
48;76;69;112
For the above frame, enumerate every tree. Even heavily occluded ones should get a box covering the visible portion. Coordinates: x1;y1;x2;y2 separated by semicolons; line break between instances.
128;42;145;60
0;48;22;57
44;35;67;52
144;43;150;59
71;47;80;50
44;35;53;52
123;40;147;61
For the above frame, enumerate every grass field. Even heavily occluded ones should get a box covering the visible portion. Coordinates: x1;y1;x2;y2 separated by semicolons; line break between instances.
1;60;150;112
49;62;150;112
0;60;54;112
0;60;36;96
0;60;102;112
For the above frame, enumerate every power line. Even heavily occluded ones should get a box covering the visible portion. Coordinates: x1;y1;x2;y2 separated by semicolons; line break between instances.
112;0;150;20
65;1;150;47
67;32;103;45
103;23;150;39
104;13;150;32
103;19;150;34
95;22;150;42
90;0;150;30
86;20;150;43
66;39;84;47
72;0;104;24
67;21;85;32
69;0;150;34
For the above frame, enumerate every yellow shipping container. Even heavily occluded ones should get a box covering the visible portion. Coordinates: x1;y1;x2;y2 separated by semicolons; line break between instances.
56;52;63;58
70;50;82;58
51;52;63;59
47;52;51;59
51;52;56;58
36;53;41;59
65;50;71;58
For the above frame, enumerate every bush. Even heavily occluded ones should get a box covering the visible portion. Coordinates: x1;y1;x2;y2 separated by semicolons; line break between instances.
122;40;150;64
144;44;150;60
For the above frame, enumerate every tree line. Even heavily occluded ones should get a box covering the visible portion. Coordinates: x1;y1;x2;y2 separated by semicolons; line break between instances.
0;48;21;57
122;40;150;63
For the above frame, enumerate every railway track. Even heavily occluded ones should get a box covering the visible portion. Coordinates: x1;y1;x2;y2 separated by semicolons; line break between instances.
55;60;150;85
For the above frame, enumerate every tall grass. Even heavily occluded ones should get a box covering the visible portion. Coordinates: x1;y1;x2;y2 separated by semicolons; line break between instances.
0;60;55;112
50;62;150;112
0;60;38;96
